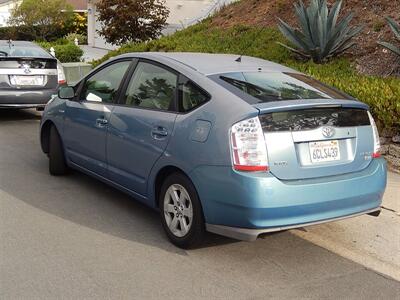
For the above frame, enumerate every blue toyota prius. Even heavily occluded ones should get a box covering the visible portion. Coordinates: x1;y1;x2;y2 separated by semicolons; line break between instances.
40;53;387;248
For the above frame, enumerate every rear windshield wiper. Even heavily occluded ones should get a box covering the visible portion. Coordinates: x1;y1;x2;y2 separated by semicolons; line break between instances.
0;51;9;57
220;76;284;100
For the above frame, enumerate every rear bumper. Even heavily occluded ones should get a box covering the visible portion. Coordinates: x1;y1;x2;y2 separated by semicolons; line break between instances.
206;207;381;241
190;158;387;240
0;89;58;108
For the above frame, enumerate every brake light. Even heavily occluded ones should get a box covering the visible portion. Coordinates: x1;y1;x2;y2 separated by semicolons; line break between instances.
230;116;269;172
367;111;381;158
57;63;66;85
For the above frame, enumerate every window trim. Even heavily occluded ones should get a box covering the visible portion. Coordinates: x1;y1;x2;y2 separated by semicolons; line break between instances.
117;58;180;113
76;58;135;105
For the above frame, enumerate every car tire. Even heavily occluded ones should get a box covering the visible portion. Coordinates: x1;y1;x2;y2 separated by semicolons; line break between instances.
159;172;205;249
49;125;68;176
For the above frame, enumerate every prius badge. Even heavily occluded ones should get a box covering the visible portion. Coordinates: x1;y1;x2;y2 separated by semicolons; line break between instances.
322;126;335;138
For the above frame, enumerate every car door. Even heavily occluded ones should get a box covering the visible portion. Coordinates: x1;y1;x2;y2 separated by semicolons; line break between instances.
107;60;179;196
63;60;132;177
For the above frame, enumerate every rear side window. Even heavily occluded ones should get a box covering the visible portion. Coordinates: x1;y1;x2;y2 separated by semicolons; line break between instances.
124;62;178;111
179;79;209;112
259;108;370;132
81;61;131;103
214;72;352;103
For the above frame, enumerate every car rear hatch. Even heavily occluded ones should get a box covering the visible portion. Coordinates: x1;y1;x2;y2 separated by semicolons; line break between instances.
254;99;374;180
0;57;58;90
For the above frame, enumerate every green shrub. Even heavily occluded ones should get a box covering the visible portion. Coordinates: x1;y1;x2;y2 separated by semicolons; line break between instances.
93;20;400;132
65;33;88;45
37;40;83;63
292;60;400;130
53;43;83;63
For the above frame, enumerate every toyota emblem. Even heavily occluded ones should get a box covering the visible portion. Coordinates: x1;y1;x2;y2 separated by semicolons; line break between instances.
22;64;31;74
322;126;335;138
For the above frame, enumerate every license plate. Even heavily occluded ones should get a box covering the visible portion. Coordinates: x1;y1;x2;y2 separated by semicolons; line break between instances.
10;75;44;86
309;140;340;163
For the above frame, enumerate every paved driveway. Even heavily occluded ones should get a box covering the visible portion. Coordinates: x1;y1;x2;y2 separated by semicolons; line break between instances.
0;109;399;299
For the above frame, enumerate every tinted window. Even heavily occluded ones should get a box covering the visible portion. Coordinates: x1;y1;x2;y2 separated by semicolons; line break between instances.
259;108;370;132
217;72;352;103
179;79;209;112
0;45;51;58
81;61;131;103
124;62;177;111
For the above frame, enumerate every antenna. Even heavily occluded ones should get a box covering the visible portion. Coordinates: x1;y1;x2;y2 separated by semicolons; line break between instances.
234;26;265;63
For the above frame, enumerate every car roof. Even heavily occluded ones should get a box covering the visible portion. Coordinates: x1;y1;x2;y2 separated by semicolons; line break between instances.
0;40;37;47
117;52;297;75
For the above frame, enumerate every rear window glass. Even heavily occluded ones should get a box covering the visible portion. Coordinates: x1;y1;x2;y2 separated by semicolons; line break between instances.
259;108;370;132
214;72;353;103
0;44;51;58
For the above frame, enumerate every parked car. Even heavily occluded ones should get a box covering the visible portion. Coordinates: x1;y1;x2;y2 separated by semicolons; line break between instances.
0;40;66;110
40;53;387;248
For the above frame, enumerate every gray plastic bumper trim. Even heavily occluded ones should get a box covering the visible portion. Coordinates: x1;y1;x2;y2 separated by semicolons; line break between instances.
206;207;381;241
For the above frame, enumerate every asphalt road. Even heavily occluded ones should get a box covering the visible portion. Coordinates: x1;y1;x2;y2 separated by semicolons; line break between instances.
1;109;399;299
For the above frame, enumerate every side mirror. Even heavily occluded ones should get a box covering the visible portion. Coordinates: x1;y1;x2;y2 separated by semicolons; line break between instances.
58;86;75;100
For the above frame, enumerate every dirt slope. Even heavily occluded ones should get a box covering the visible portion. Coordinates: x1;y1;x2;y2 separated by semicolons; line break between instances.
211;0;400;76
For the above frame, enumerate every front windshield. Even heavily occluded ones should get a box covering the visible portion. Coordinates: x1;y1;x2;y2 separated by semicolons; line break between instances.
0;44;51;58
218;72;352;103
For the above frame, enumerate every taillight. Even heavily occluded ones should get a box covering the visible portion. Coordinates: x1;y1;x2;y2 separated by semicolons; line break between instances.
57;63;66;85
230;116;269;172
367;111;381;158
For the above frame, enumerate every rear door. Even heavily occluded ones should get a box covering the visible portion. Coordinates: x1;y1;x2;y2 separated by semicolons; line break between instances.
64;60;132;177
107;60;178;196
256;102;374;180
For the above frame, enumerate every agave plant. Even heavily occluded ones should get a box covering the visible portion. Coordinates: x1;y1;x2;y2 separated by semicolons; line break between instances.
378;17;400;57
278;0;363;63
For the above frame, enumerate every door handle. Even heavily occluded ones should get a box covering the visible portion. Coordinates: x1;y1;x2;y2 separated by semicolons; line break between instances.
96;118;108;127
151;126;168;139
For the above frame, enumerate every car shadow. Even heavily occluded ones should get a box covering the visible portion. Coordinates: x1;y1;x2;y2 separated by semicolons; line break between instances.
0;110;300;255
0;108;42;122
0;115;239;255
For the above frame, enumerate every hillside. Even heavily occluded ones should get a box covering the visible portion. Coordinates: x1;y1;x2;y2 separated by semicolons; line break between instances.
211;0;400;76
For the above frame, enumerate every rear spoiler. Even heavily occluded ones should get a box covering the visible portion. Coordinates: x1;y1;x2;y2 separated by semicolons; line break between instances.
0;56;57;62
253;99;369;114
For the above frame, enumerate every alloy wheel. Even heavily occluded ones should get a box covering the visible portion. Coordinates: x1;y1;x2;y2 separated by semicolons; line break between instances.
163;184;193;237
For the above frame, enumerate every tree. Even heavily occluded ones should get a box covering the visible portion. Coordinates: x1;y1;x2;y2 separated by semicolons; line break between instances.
96;0;170;45
9;0;74;41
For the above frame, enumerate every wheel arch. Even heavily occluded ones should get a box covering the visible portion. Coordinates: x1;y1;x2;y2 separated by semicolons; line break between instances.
40;120;55;154
153;165;194;209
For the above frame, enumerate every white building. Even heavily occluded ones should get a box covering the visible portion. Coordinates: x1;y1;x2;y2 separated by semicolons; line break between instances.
0;0;21;27
87;0;236;50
